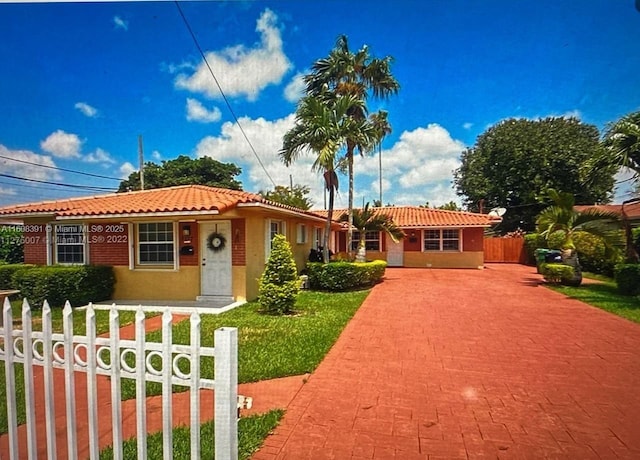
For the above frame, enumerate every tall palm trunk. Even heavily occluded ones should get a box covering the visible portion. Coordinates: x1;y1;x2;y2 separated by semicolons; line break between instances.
346;142;355;260
324;186;334;263
355;232;367;262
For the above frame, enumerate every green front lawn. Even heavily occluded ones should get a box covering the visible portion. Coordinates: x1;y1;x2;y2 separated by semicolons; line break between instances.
549;276;640;324
121;289;370;399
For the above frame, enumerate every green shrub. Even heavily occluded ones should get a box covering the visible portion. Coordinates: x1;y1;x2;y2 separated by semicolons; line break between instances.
0;225;23;264
306;260;387;291
0;264;36;289
11;265;115;308
573;231;622;277
258;234;299;315
524;233;547;265
547;230;567;250
540;263;575;285
614;264;640;296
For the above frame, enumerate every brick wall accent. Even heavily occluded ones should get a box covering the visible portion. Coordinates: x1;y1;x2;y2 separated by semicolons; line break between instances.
87;223;129;265
403;230;422;252
463;227;484;251
23;224;48;265
179;222;199;266
231;218;246;266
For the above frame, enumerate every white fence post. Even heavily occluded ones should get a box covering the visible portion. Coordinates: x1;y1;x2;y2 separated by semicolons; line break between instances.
42;301;57;460
63;301;78;460
2;297;19;460
21;299;38;460
109;306;123;460
86;304;100;460
215;327;238;460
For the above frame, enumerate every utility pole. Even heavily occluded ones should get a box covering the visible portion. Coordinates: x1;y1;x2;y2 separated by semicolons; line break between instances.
138;135;145;190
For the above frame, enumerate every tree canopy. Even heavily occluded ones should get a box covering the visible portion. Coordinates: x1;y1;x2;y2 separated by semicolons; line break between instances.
603;110;640;177
259;185;313;210
117;155;242;192
453;117;616;232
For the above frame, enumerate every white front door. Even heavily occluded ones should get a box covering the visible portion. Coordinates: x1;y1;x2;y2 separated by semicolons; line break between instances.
386;233;404;267
199;221;232;301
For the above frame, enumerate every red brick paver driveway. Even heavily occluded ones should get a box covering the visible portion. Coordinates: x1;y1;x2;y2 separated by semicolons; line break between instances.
254;264;640;459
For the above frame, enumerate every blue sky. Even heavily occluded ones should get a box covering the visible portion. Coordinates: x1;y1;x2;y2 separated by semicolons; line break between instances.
1;0;639;210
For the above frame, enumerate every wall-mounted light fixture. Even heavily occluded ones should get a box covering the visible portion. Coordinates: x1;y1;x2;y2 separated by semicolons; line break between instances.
182;224;192;243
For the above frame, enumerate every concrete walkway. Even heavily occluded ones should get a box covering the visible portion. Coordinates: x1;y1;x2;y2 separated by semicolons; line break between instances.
253;265;640;459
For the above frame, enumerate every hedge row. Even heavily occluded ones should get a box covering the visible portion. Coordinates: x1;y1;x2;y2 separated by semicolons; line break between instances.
614;264;640;296
0;264;115;308
306;260;386;291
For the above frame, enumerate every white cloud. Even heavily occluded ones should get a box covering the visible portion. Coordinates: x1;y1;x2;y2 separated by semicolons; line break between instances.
463;122;473;130
84;148;116;164
194;114;332;207
0;144;62;181
0;187;17;197
40;130;82;159
284;72;305;103
186;98;222;123
613;167;638;202
119;162;136;178
560;109;582;119
74;102;98;118
175;9;292;101
152;150;162;161
114;16;128;31
356;124;465;206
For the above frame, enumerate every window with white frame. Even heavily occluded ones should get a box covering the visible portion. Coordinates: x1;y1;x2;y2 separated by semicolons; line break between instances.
55;224;85;264
351;231;381;251
296;223;307;244
137;222;174;264
314;227;324;249
423;229;460;251
265;219;286;259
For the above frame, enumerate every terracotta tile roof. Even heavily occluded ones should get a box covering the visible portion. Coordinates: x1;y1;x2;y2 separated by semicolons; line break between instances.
0;185;324;220
314;206;500;228
574;201;640;220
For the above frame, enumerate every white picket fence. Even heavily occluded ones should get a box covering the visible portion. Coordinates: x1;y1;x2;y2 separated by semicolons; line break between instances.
1;298;239;460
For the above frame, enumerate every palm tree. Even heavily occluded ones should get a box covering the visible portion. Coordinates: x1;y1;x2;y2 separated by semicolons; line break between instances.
280;94;367;263
536;189;621;285
305;35;400;259
603;111;640;262
370;110;392;206
603;110;640;176
339;202;404;263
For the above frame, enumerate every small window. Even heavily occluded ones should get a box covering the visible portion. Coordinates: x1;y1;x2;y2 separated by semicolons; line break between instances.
55;224;85;264
138;222;174;264
265;219;286;259
296;223;307;244
424;229;440;251
423;229;460;251
314;227;324;248
442;229;460;251
351;231;381;251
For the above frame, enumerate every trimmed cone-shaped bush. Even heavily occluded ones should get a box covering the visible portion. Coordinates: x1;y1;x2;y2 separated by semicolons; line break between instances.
259;234;299;314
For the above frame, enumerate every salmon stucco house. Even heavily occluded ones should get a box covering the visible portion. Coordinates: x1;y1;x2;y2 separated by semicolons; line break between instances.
0;185;330;304
321;206;500;269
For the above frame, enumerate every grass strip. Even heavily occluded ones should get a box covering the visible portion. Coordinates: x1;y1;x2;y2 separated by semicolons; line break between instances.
549;278;640;324
99;409;284;460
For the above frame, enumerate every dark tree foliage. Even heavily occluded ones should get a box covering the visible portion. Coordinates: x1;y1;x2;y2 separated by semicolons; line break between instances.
259;185;313;210
118;155;242;192
453;117;616;232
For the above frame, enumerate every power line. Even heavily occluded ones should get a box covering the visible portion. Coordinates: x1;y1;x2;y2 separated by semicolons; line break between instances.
0;154;122;181
0;173;115;192
174;0;277;189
